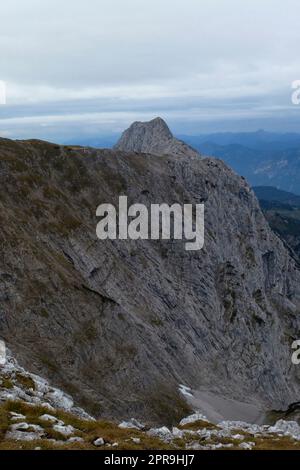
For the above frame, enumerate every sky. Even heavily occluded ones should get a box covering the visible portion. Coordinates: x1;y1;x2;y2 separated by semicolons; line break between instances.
1;0;300;143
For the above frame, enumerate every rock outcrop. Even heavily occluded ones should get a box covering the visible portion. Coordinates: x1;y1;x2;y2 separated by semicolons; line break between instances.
114;117;200;158
0;350;93;420
0;121;300;425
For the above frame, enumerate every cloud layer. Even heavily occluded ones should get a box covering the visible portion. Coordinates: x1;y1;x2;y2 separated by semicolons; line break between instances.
1;0;300;140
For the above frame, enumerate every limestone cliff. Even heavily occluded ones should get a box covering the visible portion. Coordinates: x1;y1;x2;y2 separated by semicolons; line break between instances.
0;123;300;424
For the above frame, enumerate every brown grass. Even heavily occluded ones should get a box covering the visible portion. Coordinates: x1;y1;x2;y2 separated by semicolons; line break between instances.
1;377;14;390
15;373;36;391
0;401;172;450
1;399;300;451
179;419;217;431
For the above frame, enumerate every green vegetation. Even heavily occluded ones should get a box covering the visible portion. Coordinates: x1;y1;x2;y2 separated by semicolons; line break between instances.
1;377;14;390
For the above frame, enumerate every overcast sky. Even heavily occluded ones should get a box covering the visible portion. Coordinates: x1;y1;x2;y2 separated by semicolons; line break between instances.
1;0;300;142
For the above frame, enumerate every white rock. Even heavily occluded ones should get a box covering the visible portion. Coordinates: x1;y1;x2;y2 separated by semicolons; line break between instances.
231;434;245;440
10;422;30;431
53;424;75;436
179;384;193;398
30;375;50;394
93;437;105;446
211;443;233;449
239;442;255;450
210;443;226;449
268;420;300;440
195;427;232;441
219;420;262;434
118;418;144;430
112;442;119;447
0;340;6;366
41;403;55;411
28;424;44;433
45;389;73;410
71;407;95;421
172;427;184;439
68;437;84;443
0;391;17;401
39;414;61;424
6;430;43;441
179;413;209;426
147;426;172;440
131;437;141;444
10;423;44;433
10;412;26;421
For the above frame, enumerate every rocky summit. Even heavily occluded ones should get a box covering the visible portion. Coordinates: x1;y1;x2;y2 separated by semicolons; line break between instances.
114;117;200;158
0;119;300;431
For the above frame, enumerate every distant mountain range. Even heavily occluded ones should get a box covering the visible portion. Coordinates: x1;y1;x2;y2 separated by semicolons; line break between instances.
253;186;300;207
179;131;300;195
179;130;300;151
253;186;300;262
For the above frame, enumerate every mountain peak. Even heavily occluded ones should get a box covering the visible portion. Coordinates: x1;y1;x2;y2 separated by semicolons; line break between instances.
127;117;173;141
147;117;173;135
114;117;200;158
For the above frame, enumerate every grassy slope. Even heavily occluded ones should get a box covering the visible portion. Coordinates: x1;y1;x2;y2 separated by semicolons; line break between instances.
1;401;300;450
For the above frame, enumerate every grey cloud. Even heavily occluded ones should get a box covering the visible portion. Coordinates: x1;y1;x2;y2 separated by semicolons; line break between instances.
0;0;300;139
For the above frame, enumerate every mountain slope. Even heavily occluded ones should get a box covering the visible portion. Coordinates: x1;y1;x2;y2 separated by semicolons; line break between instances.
0;127;300;424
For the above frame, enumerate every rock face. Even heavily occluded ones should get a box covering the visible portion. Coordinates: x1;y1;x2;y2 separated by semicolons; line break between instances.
0;122;300;424
114;117;200;158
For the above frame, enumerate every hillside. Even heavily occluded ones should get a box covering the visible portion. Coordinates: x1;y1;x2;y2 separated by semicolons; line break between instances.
0;120;300;427
2;351;300;450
